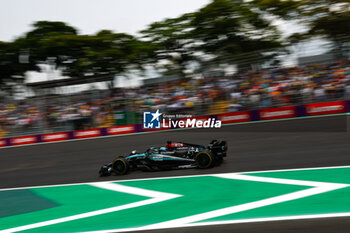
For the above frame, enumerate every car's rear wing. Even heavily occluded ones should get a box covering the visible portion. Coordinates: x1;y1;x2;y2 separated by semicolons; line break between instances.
167;140;227;157
207;140;228;157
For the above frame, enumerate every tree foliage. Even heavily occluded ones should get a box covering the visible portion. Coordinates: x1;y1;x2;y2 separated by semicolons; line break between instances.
0;21;154;96
141;0;285;75
0;41;38;95
253;0;350;54
192;0;282;55
4;0;330;96
191;0;285;70
140;13;197;76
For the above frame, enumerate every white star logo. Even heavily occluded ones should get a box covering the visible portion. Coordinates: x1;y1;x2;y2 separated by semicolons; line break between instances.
151;109;162;122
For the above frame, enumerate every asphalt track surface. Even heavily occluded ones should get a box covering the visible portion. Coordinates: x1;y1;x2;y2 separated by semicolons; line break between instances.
1;114;350;233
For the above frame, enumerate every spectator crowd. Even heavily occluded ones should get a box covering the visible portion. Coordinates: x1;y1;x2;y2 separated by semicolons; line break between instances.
0;60;350;138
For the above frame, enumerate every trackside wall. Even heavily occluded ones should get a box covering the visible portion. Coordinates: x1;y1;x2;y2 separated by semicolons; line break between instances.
1;100;348;147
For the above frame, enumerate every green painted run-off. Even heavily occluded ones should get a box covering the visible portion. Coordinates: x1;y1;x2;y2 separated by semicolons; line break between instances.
1;166;350;233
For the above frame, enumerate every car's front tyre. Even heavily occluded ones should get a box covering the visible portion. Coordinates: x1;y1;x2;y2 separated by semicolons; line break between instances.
112;158;129;175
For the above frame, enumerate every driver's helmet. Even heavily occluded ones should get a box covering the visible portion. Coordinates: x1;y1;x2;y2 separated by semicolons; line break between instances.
129;150;138;155
146;147;155;154
159;147;167;152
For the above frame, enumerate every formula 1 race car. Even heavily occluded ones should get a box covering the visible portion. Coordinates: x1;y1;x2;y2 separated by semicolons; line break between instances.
99;140;227;176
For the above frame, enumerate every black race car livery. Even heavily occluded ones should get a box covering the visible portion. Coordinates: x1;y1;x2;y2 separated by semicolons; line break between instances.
99;140;227;176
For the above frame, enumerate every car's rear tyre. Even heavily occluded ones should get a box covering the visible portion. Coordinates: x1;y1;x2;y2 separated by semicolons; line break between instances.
112;158;129;175
195;151;214;169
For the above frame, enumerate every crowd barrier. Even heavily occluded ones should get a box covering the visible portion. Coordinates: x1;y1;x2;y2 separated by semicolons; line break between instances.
0;100;349;147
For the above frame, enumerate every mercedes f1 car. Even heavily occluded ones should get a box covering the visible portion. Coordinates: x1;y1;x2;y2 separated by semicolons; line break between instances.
99;140;227;176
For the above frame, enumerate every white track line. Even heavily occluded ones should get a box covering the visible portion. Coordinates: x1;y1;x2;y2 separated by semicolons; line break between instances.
0;183;181;233
78;212;350;233
81;174;349;233
242;165;350;174
215;173;348;187
1;167;350;232
180;212;350;228
90;182;180;199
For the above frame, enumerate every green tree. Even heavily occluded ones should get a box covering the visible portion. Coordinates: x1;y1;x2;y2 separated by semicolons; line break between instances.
68;30;152;88
191;0;284;71
17;21;78;66
141;0;285;74
140;13;197;77
12;22;150;88
0;41;38;97
252;0;350;57
80;30;150;78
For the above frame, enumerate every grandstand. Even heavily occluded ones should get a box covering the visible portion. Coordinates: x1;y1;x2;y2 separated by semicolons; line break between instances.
1;58;349;139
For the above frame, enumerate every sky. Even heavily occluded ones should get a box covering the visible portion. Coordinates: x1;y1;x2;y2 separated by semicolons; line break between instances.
0;0;211;42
